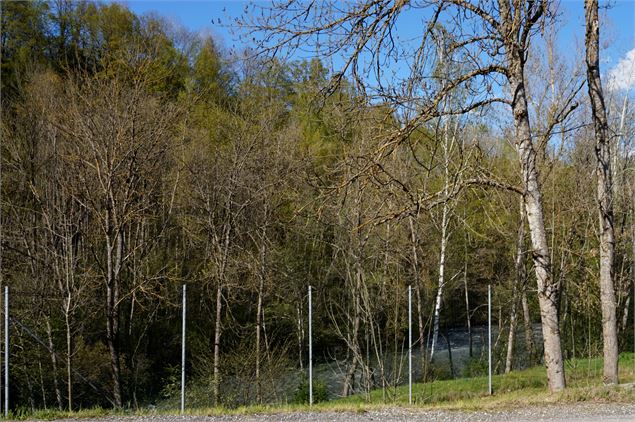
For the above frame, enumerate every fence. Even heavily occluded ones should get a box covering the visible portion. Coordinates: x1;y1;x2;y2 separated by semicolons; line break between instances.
0;282;505;415
1;281;634;415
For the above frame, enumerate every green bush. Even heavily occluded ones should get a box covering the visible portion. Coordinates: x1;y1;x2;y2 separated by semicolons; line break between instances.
462;357;488;378
426;362;454;381
159;364;180;401
293;376;329;404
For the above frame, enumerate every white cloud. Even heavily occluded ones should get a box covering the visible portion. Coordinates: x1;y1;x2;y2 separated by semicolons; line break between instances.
607;48;635;92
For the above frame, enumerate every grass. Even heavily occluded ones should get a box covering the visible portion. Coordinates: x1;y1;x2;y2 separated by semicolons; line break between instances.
9;353;635;420
331;352;635;409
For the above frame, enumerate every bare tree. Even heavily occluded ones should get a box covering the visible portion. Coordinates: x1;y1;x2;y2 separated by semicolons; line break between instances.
428;31;466;360
54;68;177;406
247;0;572;391
584;0;618;385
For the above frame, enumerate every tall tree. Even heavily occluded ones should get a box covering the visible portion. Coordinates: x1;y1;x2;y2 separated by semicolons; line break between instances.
497;0;566;391
249;0;569;391
54;70;178;406
584;0;619;385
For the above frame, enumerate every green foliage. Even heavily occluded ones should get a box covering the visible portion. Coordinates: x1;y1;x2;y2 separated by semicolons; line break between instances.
293;376;330;404
190;37;232;104
463;357;488;378
159;365;181;401
0;0;49;96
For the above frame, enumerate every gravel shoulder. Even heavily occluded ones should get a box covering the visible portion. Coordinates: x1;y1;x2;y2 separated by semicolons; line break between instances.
34;403;635;422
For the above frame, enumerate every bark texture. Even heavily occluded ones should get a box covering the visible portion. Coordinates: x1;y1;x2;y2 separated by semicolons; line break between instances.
506;197;526;373
507;49;566;393
585;0;619;385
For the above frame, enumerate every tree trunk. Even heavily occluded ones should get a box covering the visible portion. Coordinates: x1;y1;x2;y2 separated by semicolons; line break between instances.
296;303;304;370
521;288;537;365
621;292;631;334
508;60;566;392
408;216;428;372
342;346;360;396
430;40;455;364
505;284;518;373
212;214;232;406
64;305;73;410
105;227;123;407
255;225;266;404
463;231;472;359
45;316;63;409
342;185;365;397
213;282;222;405
342;265;362;397
430;200;448;362
39;361;47;409
441;329;454;378
585;0;619;385
255;287;263;403
416;285;426;370
506;197;526;373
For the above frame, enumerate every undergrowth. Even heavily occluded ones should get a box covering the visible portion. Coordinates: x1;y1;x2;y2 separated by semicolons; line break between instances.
9;353;635;420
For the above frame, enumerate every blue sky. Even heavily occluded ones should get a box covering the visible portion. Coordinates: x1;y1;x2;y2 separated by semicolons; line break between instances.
117;0;635;91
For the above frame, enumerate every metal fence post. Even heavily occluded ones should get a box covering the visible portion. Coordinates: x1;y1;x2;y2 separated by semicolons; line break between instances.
181;284;186;414
308;285;313;406
408;284;412;405
488;284;492;396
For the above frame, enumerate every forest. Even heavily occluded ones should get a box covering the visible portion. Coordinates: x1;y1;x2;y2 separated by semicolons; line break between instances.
0;0;634;413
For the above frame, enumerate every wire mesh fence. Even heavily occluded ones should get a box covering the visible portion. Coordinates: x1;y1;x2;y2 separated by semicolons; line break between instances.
1;281;634;416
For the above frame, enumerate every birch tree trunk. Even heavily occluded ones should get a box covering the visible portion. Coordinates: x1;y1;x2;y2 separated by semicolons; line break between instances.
430;98;454;362
507;52;566;393
430;201;448;362
506;197;526;373
212;282;223;404
585;0;618;385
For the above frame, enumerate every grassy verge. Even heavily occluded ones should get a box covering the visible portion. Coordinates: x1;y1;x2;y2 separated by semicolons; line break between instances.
12;353;635;420
331;352;635;409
